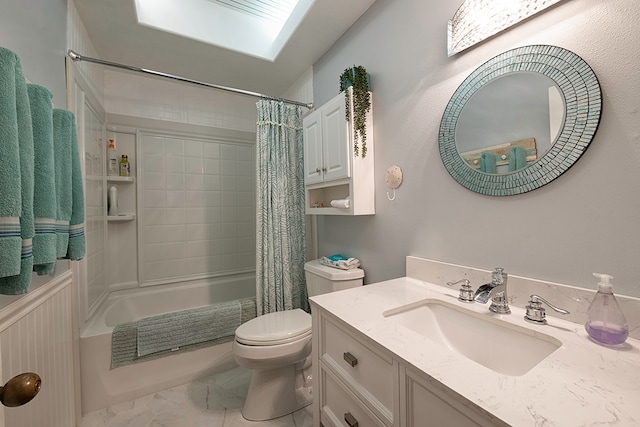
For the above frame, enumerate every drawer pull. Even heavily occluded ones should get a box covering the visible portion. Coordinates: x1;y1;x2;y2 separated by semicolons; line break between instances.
344;412;359;427
343;352;358;367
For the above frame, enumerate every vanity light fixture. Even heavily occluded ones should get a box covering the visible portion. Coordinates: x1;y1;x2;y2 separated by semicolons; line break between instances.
448;0;566;56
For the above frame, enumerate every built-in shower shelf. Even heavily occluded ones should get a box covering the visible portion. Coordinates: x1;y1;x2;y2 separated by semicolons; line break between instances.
107;176;135;183
107;214;136;222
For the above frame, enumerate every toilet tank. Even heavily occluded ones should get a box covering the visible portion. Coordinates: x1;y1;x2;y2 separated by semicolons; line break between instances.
304;259;364;297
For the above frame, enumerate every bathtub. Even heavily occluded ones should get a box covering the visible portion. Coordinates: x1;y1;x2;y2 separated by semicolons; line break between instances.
80;273;255;414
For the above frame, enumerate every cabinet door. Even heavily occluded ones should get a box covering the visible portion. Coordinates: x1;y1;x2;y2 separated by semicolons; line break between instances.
321;94;350;182
303;109;324;185
404;367;506;427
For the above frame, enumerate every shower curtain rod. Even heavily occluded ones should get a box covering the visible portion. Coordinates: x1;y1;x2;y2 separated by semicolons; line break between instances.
67;50;314;110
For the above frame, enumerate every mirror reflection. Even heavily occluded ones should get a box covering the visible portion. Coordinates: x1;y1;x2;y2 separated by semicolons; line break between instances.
438;44;602;196
455;72;565;174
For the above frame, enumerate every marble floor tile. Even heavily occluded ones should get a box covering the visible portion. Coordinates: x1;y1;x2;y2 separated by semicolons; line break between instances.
79;367;314;427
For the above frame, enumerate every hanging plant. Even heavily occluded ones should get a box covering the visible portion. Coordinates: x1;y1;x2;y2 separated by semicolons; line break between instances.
339;65;371;157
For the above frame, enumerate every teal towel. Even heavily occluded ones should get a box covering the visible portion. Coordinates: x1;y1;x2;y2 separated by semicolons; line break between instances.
137;300;242;357
508;146;528;171
0;48;35;294
0;48;26;278
27;84;57;273
480;151;497;174
65;114;85;261
52;109;74;258
111;298;257;369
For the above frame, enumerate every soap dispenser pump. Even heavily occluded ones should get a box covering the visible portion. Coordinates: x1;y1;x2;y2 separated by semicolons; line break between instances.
585;273;628;345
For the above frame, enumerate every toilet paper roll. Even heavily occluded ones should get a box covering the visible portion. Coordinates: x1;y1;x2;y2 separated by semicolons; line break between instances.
330;199;350;209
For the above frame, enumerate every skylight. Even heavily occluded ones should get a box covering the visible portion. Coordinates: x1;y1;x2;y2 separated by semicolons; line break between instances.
213;0;297;24
134;0;313;62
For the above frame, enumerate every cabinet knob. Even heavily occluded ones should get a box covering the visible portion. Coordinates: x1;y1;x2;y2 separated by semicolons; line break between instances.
315;168;321;174
343;352;358;367
344;412;359;427
322;167;327;173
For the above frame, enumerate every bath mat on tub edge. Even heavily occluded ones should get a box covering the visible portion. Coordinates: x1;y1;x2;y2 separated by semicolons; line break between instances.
110;297;257;369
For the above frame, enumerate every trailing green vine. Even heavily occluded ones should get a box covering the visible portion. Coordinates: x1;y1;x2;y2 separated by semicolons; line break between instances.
339;65;371;157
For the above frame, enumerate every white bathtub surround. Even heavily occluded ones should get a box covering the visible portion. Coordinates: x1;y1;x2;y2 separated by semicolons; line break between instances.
79;367;314;427
80;274;255;413
310;256;640;426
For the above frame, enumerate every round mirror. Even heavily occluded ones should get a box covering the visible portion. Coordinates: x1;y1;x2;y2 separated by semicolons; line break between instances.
439;45;602;196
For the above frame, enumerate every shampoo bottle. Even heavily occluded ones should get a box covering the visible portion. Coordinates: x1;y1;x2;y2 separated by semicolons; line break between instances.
107;186;118;216
107;139;118;176
585;273;628;345
119;154;130;177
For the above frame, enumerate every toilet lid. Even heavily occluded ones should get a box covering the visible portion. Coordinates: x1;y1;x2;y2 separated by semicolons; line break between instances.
235;309;312;346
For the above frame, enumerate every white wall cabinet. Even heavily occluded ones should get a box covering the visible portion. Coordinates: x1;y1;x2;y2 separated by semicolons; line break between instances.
311;305;508;427
303;93;350;186
303;88;375;215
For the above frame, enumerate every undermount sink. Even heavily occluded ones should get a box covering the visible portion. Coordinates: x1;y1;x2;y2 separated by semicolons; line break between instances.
383;299;562;376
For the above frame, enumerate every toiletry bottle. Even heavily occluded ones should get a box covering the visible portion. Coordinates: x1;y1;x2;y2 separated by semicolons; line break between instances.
119;154;130;177
107;139;118;176
585;273;628;345
107;186;118;216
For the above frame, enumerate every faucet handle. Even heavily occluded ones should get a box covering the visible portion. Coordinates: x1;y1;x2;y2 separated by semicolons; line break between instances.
524;294;570;325
492;267;506;284
446;279;474;303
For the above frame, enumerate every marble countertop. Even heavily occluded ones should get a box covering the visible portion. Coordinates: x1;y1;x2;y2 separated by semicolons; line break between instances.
310;277;640;426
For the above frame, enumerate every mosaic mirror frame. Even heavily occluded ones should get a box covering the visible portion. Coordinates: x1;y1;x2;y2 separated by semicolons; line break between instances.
439;45;602;196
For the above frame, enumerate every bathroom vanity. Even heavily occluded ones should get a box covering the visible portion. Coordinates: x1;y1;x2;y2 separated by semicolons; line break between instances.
310;257;640;426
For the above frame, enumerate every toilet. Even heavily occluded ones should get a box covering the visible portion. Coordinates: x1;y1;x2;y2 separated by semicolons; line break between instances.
232;259;364;421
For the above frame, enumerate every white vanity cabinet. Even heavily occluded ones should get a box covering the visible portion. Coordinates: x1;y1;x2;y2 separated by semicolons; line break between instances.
312;308;397;427
303;88;375;215
401;365;508;427
311;304;507;427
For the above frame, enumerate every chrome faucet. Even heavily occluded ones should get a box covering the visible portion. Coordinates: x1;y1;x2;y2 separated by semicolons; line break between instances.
473;268;510;314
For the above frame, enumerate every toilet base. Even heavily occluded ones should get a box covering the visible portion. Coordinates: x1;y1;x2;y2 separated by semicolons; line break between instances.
241;364;313;421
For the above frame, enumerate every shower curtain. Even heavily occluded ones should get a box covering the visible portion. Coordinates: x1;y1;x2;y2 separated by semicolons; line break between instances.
256;100;309;315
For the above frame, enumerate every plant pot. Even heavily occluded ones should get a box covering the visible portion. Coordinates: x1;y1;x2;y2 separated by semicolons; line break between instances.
340;69;371;91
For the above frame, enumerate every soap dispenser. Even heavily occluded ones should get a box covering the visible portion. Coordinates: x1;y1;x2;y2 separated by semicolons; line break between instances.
585;273;628;345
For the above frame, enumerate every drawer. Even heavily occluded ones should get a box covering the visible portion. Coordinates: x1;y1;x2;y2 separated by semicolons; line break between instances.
321;315;394;417
321;367;386;427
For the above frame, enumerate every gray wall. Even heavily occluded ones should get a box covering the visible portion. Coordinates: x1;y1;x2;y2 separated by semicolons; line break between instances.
0;0;68;107
313;0;640;297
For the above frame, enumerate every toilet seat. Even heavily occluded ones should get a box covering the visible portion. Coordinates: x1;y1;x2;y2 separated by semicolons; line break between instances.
235;309;311;346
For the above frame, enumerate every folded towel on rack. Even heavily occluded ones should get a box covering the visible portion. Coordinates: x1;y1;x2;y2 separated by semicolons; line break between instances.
34;109;85;275
0;48;35;294
0;47;28;279
65;114;85;261
480;151;497;174
52;109;73;259
53;108;73;258
27;84;57;273
508;146;528;171
320;254;361;270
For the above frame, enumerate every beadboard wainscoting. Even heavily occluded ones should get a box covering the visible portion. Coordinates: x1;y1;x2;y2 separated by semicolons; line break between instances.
0;271;76;426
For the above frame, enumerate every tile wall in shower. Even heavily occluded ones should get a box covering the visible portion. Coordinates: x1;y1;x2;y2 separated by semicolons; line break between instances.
139;132;256;286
